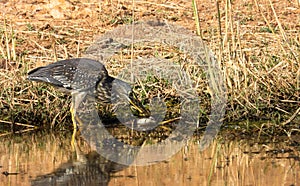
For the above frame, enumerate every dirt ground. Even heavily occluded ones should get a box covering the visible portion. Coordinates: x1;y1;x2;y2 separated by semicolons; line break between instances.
1;0;298;64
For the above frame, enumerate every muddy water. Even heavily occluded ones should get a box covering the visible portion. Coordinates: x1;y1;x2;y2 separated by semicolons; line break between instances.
0;131;299;186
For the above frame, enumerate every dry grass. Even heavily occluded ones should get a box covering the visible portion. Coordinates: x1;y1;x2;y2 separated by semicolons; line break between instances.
0;0;299;137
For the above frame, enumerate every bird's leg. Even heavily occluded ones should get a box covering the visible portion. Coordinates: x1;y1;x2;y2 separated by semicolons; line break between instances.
70;92;87;150
70;99;77;150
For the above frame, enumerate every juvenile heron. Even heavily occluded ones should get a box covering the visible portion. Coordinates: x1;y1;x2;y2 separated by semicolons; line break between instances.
27;58;148;131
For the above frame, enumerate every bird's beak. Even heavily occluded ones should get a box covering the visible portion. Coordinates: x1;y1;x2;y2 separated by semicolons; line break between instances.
128;91;150;117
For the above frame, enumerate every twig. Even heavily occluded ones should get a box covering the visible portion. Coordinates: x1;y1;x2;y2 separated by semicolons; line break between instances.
0;119;36;128
281;106;300;126
0;128;37;137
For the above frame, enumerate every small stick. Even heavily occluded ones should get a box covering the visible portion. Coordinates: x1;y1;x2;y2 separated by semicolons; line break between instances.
281;107;300;126
0;119;36;128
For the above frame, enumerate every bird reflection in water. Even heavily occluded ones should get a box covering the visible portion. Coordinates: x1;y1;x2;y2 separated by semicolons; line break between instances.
31;139;133;186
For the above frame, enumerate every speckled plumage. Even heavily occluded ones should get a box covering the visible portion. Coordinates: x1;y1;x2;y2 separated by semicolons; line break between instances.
27;58;149;133
28;58;136;105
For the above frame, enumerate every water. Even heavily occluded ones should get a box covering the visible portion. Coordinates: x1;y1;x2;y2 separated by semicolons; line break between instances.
0;130;299;186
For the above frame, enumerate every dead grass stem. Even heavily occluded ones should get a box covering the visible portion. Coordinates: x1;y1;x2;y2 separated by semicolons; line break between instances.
0;0;299;136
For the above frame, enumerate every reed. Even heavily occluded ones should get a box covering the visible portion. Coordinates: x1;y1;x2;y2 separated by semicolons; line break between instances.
0;0;299;136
